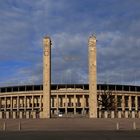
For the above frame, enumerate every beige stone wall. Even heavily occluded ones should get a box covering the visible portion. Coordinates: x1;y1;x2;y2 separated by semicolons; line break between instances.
0;89;140;119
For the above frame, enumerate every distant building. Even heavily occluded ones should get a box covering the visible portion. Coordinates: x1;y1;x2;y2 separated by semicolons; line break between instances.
0;36;140;119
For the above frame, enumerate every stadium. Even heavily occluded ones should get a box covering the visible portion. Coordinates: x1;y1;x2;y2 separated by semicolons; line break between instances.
0;35;140;119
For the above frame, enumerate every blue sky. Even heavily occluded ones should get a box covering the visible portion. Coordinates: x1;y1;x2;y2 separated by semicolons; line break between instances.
0;0;140;86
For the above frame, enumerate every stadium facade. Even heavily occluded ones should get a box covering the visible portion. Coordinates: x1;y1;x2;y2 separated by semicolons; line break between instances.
0;36;140;119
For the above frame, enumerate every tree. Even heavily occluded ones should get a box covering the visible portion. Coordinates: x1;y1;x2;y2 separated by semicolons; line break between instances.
98;88;116;111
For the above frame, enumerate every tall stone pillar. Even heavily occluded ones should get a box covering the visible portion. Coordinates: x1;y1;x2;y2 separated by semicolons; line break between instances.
42;36;51;118
88;35;97;118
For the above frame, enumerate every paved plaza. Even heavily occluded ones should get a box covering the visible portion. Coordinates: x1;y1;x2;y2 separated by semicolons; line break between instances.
0;119;140;140
0;118;140;131
0;131;140;140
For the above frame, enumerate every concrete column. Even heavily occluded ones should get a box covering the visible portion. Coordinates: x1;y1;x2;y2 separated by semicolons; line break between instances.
17;96;19;111
42;36;51;118
125;111;129;118
58;96;61;108
88;35;97;118
111;111;115;118
98;95;102;110
39;95;42;111
33;112;36;119
27;98;30;108
104;111;108;118
7;99;10;109
19;112;22;119
6;111;9;119
4;97;6;111
35;97;38;107
99;111;102;118
138;111;140;118
10;97;12;111
74;95;76;115
135;96;138;111
128;96;132;111
13;99;16;108
40;112;43;118
26;111;30;119
118;111;122;118
114;95;118;118
0;112;2;119
32;95;34;111
82;95;85;115
65;94;67;115
50;97;53;108
132;111;135;118
0;98;1;109
24;96;26;110
56;94;59;114
122;96;125;111
19;98;22;108
13;112;16;119
129;111;132;118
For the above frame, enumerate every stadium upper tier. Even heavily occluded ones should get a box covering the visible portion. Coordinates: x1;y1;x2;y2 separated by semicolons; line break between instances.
0;84;140;93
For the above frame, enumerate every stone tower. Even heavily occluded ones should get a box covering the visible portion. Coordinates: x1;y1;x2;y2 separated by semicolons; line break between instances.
88;35;97;118
42;36;51;118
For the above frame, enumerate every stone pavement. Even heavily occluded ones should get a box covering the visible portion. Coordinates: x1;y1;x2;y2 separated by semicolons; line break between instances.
0;118;140;131
0;131;140;140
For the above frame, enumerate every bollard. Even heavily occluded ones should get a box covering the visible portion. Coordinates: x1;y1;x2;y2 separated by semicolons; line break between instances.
116;122;119;130
18;121;21;131
3;122;6;131
133;122;136;130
